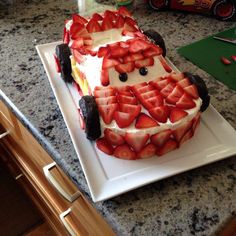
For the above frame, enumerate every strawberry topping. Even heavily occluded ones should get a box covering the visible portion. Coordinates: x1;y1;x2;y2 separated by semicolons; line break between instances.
149;106;169;123
135;57;154;68
135;113;159;129
137;143;156;159
115;62;135;73
150;129;172;147
86;18;102;33
114;144;136;160
156;139;178;156
114;111;137;128
125;132;149;152
104;128;125;146
169;108;188;123
98;104;118;124
176;93;196;109
96;137;114;155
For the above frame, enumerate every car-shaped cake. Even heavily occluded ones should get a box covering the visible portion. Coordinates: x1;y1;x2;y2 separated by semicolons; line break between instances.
54;7;210;160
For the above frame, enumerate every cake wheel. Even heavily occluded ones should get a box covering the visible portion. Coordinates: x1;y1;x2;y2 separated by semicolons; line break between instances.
143;29;166;57
79;95;101;140
212;0;235;20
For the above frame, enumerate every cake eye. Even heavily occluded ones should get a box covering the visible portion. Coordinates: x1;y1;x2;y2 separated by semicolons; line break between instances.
119;73;128;82
139;67;148;76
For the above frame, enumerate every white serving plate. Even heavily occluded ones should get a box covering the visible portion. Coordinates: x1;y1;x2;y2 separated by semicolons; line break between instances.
36;42;236;202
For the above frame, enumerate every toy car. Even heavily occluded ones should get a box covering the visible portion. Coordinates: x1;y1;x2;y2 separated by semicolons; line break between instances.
148;0;236;20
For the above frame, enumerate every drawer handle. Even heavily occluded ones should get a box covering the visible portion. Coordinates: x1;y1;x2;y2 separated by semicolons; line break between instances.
43;162;80;202
0;130;9;139
60;208;77;236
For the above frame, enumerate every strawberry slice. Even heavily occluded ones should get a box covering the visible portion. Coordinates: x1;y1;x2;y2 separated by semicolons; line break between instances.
231;55;236;61
176;93;196;109
169;72;185;82
86;18;102;33
160;82;175;97
149;105;169;123
72;49;84;64
169;108;188;123
53;54;61;73
150;129;172;147
123;20;138;33
102;55;121;69
173;120;192;142
100;69;109;86
135;113;159;129
92;13;103;21
146;95;164;108
221;56;231;65
98;46;109;58
184;84;199;99
114;144;136;160
83;38;93;46
114;111;136;128
63;28;70;44
116;85;132;94
98;104;118;124
70;23;90;39
110;45;129;58
135;57;154;68
104;128;125;146
117;94;138;105
166;85;184;105
143;44;163;58
115;15;125;28
118;6;132;17
138;90;159;100
150;78;171;90
104;10;117;22
177;78;191;88
96;137;114;155
95;96;117;106
179;129;193;146
124;53;144;63
94;87;116;98
70;37;84;49
132;82;147;91
115;62;135;73
72;14;88;24
159;56;172;73
101;15;114;31
136;84;156;94
119;104;141;117
125;133;149;152
156;139;178;156
137;143;156;159
129;39;150;53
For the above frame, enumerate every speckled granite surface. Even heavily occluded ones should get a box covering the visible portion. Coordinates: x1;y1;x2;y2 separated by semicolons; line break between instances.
0;0;236;235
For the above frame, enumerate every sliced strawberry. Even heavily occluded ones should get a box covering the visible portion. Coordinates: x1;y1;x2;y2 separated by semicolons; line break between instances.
102;55;121;69
160;82;175;97
72;14;88;24
173;120;192;142
135;57;154;68
86;18;102;33
73;49;84;64
92;13;103;21
116;85;131;94
119;104;141;117
96;137;114;155
110;45;129;58
117;95;138;105
101;15;114;31
129;39;150;53
166;85;184;105
104;10;117;21
146;95;164;108
135;113;159;129
117;91;133;97
70;37;84;49
98;46;109;58
143;44;163;58
132;82;147;91
221;56;231;65
231;55;236;61
98;103;118;124
53;54;61;73
118;6;132;17
149;105;169;123
114;111;136;128
137;143;156;159
169;72;185;82
136;84;156;94
70;23;90;39
192;112;201;133
123;20;138;33
179;129;193;146
94;87;116;98
63;28;70;44
138;90;159;100
114;144;136;160
159;56;172;73
123;53;144;63
184;84;199;99
104;128;125;146
156;139;178;156
95;96;117;106
100;69;109;86
83;38;93;46
115;62;135;73
150;129;172;147
177;78;191;88
169;108;188;123
124;16;136;26
115;15;125;28
151;78;171;90
125;133;149;152
176;93;196;109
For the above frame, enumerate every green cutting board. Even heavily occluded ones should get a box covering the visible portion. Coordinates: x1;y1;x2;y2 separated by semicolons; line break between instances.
178;27;236;91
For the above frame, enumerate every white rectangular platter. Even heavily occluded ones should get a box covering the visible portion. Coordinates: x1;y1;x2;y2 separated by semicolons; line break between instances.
36;42;236;202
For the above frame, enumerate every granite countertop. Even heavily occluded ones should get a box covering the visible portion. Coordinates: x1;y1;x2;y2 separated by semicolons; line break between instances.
0;0;236;235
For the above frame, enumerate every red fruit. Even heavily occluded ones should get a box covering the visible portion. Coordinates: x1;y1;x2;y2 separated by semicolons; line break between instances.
137;143;156;159
72;14;88;24
70;37;84;49
221;56;231;65
101;15;114;31
114;144;136;160
177;78;191;88
123;53;144;63
115;15;125;28
179;129;193;146
166;85;184;105
118;6;132;17
156;139;178;156
115;62;135;73
102;55;121;69
110;45;129;58
231;55;236;61
160;82;175;97
63;28;70;44
169;108;188;123
116;85;132;94
138;90;159;100
104;128;125;146
114;111;136;128
123;21;138;33
100;69;109;86
96;138;114;155
94;88;116;98
135;113;159;129
92;13;103;21
149;106;169;123
125;132;149;152
150;129;172;147
135;57;154;68
98;104;118;124
184;85;199;99
176;93;196;109
173;120;192;142
73;49;84;64
95;96;117;105
132;82;147;91
117;95;137;105
53;54;61;73
104;10;117;21
169;73;185;82
98;46;109;58
86;18;102;33
143;45;163;58
70;23;90;39
119;104;141;117
129;39;150;53
151;78;171;90
136;84;156;94
159;56;172;73
146;95;164;108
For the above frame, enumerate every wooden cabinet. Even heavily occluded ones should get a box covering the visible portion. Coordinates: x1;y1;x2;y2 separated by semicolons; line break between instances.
0;100;115;236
